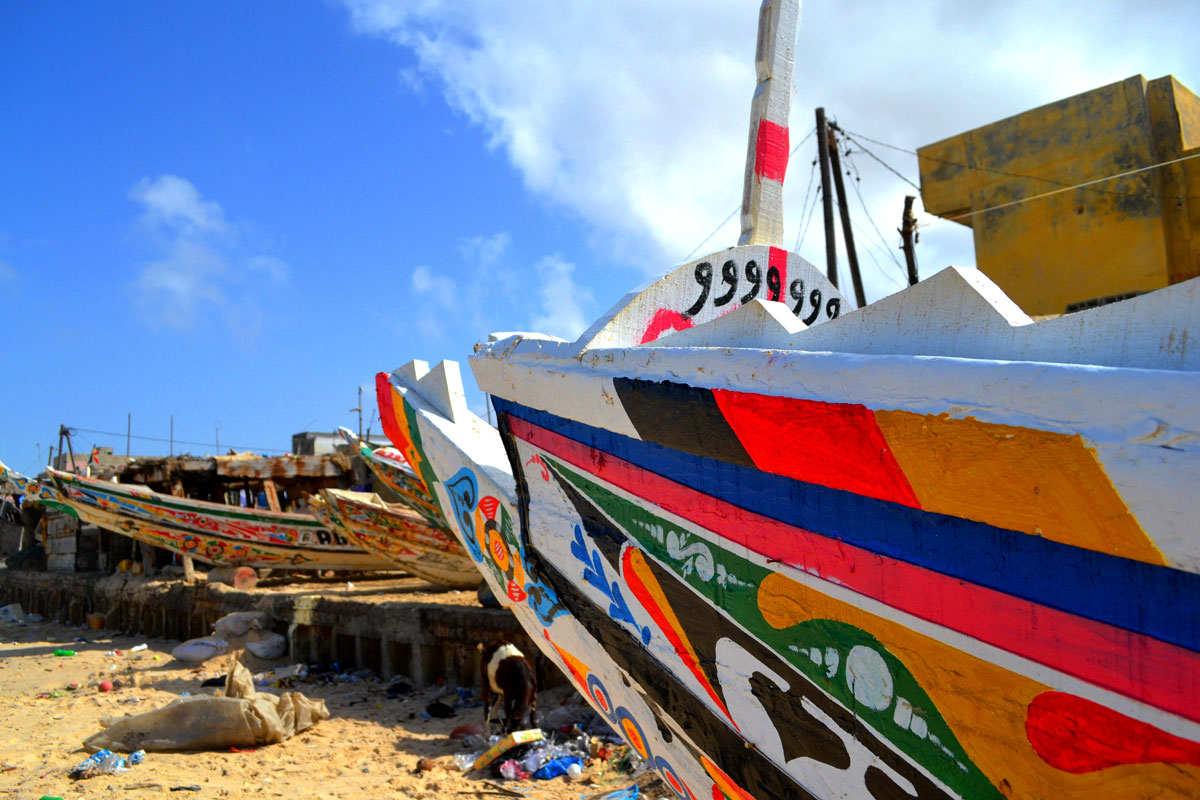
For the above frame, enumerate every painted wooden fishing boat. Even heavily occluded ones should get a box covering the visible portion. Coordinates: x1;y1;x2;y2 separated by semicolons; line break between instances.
336;427;449;531
0;460;74;516
311;487;480;588
373;2;1200;798
46;467;390;570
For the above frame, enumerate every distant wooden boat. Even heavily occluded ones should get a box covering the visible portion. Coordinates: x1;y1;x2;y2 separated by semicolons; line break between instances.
335;427;448;531
371;0;1200;797
0;461;74;516
312;488;480;588
47;467;389;570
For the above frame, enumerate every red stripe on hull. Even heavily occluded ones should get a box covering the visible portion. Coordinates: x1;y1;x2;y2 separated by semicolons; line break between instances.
508;415;1200;724
711;389;920;507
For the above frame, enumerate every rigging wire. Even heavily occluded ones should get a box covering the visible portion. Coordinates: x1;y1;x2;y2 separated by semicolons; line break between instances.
796;183;822;251
682;125;817;262
66;426;289;454
843;149;909;281
792;156;819;252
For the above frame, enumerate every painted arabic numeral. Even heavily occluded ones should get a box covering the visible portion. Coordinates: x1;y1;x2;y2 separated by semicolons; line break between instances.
766;265;782;301
826;297;841;319
789;278;806;315
713;260;738;307
740;260;761;304
803;288;823;325
684;262;713;318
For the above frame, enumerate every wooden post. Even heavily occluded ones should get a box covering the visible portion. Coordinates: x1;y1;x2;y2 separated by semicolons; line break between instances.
142;543;154;578
262;479;281;512
901;195;920;285
737;0;799;247
827;127;866;308
182;555;196;582
816;107;838;287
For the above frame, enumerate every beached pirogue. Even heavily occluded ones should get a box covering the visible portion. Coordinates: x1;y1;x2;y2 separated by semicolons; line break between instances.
373;1;1200;799
309;428;479;587
44;466;389;570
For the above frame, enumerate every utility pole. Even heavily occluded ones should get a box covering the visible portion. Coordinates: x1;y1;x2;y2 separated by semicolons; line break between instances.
215;423;220;454
815;107;838;288
826;125;866;308
350;388;363;442
900;195;920;286
169;415;174;457
126;413;131;457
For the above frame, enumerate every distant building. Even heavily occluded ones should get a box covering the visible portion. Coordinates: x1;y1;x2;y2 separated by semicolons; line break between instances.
292;431;340;456
291;431;389;455
919;74;1200;315
54;445;130;474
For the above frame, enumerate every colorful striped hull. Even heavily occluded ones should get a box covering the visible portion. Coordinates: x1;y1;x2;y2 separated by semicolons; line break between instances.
315;488;480;588
47;468;388;571
382;249;1200;800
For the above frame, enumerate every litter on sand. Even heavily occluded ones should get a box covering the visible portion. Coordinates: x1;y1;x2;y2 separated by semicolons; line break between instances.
83;659;328;752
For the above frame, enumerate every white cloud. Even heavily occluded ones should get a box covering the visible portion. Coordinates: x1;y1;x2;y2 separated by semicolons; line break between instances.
339;0;1200;303
127;175;289;335
528;254;593;340
131;239;228;329
459;231;510;267
129;174;227;234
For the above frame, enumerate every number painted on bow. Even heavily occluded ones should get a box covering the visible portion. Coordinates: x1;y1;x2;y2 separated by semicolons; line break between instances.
684;262;713;318
713;260;738;307
740;260;761;304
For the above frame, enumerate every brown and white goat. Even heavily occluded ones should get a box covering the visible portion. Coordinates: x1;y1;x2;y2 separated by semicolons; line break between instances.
479;641;538;734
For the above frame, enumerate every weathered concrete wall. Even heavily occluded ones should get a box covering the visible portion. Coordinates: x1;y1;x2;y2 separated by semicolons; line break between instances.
0;570;560;690
919;74;1200;314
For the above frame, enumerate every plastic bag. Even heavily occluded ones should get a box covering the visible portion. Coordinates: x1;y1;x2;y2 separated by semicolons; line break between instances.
212;611;262;638
532;756;584;780
244;631;286;660
171;637;228;663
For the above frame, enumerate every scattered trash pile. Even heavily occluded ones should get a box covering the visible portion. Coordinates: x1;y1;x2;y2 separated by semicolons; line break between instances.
82;659;329;752
441;691;644;787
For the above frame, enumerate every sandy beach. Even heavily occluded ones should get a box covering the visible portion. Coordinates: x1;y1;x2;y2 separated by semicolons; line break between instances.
0;619;655;800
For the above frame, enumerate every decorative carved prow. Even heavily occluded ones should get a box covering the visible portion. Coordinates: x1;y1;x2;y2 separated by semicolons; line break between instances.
738;0;799;247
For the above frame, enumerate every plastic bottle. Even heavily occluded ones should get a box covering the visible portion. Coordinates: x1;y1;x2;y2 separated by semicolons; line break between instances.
53;649;75;657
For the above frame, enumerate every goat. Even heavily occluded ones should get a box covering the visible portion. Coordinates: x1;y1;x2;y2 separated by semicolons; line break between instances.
479;641;538;734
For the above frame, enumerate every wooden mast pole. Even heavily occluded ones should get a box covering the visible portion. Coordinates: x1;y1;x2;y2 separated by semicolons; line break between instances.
738;0;799;248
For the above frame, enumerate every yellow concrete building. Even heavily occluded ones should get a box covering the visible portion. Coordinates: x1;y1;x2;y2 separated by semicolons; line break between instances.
918;75;1200;315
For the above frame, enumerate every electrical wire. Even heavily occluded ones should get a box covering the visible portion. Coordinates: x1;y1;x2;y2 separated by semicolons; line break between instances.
926;151;1200;225
837;132;920;190
792;157;819;252
843;149;909;281
682;125;818;262
66;426;289;454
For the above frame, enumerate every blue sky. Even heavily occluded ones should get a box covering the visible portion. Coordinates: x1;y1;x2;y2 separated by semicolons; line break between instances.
3;1;1197;474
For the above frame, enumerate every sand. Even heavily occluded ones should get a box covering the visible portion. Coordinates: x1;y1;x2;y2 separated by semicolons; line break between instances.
0;619;654;800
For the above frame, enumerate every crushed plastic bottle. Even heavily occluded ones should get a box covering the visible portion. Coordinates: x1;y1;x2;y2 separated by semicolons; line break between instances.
70;749;130;779
453;752;481;771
